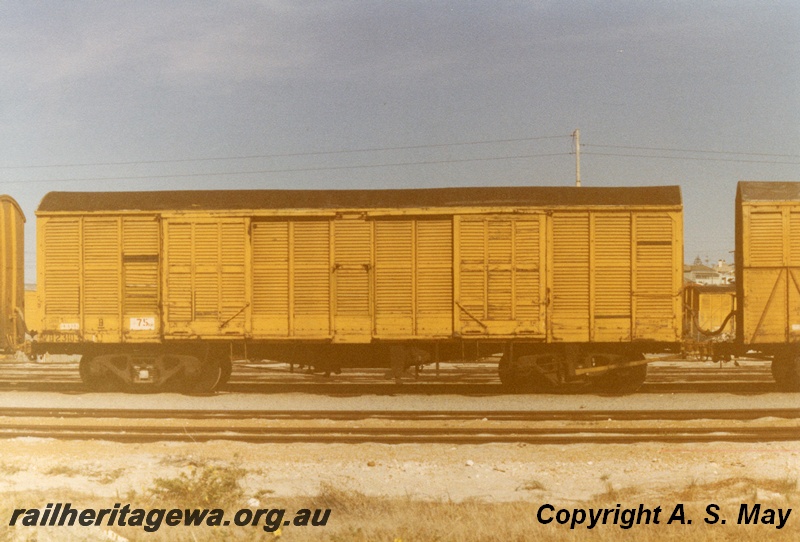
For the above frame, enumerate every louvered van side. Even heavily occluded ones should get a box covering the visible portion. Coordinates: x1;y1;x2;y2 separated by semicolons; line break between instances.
37;215;162;346
36;209;229;391
736;181;800;389
547;209;682;344
0;195;25;352
34;186;681;393
488;205;683;392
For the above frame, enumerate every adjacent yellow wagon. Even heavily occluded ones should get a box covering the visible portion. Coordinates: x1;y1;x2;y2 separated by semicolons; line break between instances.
736;181;800;388
0;195;25;354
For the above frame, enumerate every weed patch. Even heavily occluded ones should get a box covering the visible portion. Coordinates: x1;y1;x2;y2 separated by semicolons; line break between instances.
150;464;246;507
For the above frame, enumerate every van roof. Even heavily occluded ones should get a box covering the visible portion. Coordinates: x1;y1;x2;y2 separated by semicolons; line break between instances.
38;185;682;213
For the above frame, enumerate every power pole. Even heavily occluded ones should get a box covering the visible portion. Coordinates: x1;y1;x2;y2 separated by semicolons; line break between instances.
572;129;581;187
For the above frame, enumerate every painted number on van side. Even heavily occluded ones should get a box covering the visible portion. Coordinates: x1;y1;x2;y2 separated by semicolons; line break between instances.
130;317;156;331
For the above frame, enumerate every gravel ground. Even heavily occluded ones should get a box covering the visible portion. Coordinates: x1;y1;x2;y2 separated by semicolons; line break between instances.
0;390;798;503
0;437;798;503
0;389;798;541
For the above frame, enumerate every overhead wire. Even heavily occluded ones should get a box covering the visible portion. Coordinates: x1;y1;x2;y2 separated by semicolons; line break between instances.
0;135;569;171
1;133;797;185
581;143;800;159
0;151;572;185
581;152;800;165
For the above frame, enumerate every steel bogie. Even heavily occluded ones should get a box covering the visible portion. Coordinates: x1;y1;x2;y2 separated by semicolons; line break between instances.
497;344;649;393
79;353;221;393
770;350;800;391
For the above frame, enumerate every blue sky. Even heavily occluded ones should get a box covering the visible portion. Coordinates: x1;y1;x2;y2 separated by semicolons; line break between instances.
1;1;798;279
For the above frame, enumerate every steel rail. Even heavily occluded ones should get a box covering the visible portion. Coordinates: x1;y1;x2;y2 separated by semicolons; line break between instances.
0;424;797;444
0;407;798;421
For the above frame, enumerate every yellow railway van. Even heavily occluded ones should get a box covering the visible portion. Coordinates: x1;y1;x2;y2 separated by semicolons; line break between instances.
0;195;25;353
34;186;683;392
736;181;800;388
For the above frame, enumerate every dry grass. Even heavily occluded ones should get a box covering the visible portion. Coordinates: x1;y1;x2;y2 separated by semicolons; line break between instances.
41;463;128;485
670;476;798;502
0;463;22;476
0;475;798;541
43;464;83;477
150;464;247;508
517;478;547;492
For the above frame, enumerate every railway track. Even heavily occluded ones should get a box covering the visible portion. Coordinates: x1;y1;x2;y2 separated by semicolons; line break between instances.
0;359;778;394
0;423;797;445
0;407;797;444
0;406;798;421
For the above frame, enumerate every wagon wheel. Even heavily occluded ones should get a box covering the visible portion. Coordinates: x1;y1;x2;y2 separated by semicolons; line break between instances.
185;358;222;394
498;353;560;392
498;354;514;386
771;357;788;384
771;352;800;391
78;355;120;392
592;357;648;395
219;358;233;387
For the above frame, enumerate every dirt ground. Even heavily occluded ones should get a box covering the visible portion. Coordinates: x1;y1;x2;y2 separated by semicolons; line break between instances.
0;385;798;540
0;437;797;502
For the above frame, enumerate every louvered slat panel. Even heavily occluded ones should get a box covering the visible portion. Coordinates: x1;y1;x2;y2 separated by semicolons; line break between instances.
83;219;120;316
193;223;220;321
123;218;159;255
514;219;541;322
635;215;673;316
167;223;192;265
459;218;485;264
487;269;512;320
123;263;159;313
633;214;676;340
789;214;800;342
166;223;192;322
459;216;544;335
416;219;452;336
487;219;512;264
458;218;486;321
333;220;371;316
122;218;159;318
487;219;512;320
375;220;413;313
220;222;246;328
252;221;289;315
791;213;800;267
748;212;784;267
551;213;590;341
194;223;219;267
44;219;81;316
194;273;219;319
293;221;330;337
593;214;631;341
552;214;589;311
594;215;631;317
375;220;413;336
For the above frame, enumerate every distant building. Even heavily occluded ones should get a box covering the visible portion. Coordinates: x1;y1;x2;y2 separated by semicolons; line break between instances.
713;259;735;284
684;256;734;286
